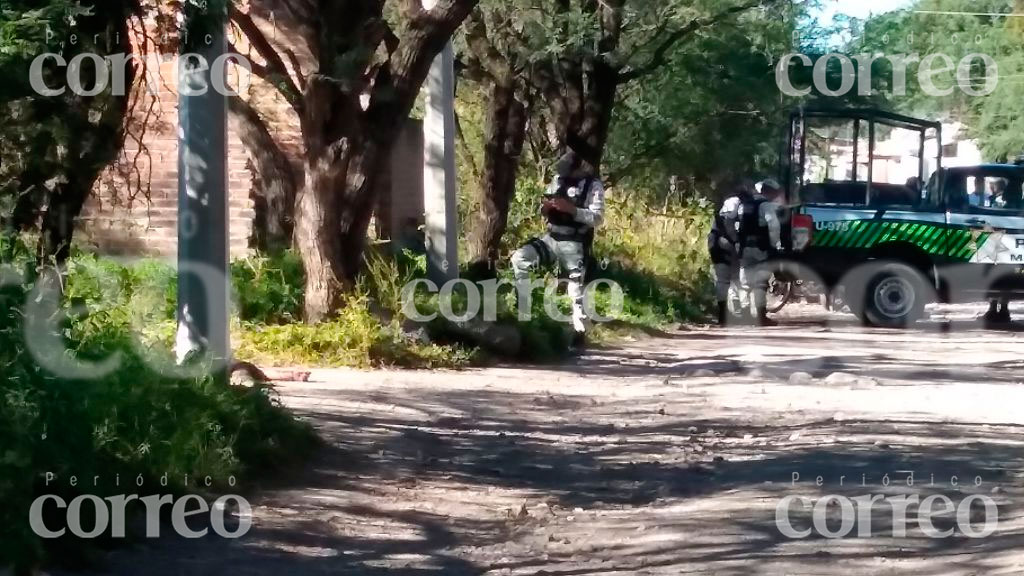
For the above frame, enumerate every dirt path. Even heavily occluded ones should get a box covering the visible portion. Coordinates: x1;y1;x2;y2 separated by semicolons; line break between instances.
66;306;1024;575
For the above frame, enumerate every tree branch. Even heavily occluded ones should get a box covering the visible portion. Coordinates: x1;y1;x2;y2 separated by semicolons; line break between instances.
369;0;479;123
229;4;304;112
228;95;297;187
417;0;479;26
618;0;777;83
228;95;299;249
463;9;512;83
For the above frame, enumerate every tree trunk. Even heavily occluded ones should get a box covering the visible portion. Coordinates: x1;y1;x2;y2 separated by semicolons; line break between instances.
293;146;345;322
579;59;619;167
336;143;380;290
230;96;298;253
36;10;133;272
37;179;91;267
293;140;387;322
467;80;526;273
292;82;391;322
236;0;480;321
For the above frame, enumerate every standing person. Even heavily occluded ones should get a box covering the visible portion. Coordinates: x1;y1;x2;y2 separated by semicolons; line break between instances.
512;151;606;348
982;178;1013;326
708;182;752;325
737;178;784;326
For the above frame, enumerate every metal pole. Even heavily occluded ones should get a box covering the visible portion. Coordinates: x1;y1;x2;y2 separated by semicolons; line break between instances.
175;8;229;376
866;120;875;205
852;119;860;181
421;0;458;284
798;114;807;191
918;129;926;194
783;115;794;202
422;39;459;284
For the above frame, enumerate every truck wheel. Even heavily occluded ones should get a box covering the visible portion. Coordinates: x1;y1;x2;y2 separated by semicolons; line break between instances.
766;274;793;314
850;263;931;328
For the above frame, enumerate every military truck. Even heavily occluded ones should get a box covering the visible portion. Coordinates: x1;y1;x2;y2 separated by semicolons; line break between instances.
780;108;1024;327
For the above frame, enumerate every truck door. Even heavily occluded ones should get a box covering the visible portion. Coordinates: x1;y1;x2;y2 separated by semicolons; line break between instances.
947;171;1024;292
926;169;957;265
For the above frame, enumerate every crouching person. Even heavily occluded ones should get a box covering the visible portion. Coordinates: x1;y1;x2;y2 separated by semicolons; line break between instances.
512;151;606;349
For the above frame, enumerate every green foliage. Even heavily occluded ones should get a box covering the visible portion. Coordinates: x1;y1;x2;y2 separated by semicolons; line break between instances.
976;47;1024;161
50;249;477;370
606;1;813;199
361;247;426;322
235;297;477;369
0;264;317;570
591;196;715;327
231;251;305;324
854;0;1024;160
0;1;71;98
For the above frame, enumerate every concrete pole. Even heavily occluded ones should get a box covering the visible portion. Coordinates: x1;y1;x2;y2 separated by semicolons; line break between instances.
175;13;230;375
422;0;459;284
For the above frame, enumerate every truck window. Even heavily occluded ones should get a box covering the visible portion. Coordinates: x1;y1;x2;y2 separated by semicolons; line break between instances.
800;120;923;208
973;176;1024;212
948;170;1024;215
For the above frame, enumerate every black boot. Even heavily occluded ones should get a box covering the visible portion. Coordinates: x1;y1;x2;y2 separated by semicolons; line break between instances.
717;301;728;326
757;307;777;327
571;331;587;351
983;301;1010;326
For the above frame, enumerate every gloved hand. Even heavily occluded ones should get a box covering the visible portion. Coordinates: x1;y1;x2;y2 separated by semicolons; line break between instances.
546;196;577;215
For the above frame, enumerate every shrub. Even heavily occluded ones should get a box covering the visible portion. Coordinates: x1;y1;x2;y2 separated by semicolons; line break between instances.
231;251;305;325
468;178;715;336
0;263;318;570
234;290;477;369
589;196;714;328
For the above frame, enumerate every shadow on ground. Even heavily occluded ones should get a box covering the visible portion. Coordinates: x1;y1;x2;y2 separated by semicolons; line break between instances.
67;366;1024;576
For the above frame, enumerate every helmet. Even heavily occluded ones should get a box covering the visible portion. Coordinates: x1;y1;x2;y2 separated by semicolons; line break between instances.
733;178;756;196
555;151;581;178
757;178;782;195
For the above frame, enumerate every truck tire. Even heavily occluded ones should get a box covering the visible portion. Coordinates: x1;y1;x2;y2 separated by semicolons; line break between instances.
847;262;932;328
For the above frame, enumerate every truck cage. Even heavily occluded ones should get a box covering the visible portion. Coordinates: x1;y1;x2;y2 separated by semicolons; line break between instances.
783;108;943;207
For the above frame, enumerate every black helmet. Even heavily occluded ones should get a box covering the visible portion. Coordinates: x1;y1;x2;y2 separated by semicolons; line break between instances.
556;151;582;179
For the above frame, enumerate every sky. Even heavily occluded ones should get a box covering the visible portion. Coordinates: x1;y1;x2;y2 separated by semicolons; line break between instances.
817;0;915;23
813;0;916;46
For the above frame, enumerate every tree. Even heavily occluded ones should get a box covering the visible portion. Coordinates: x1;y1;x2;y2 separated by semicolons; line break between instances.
1;1;139;272
975;0;1024;161
459;6;529;271
854;0;1024;160
459;0;785;270
853;0;1013;120
606;4;801;201
229;0;479;321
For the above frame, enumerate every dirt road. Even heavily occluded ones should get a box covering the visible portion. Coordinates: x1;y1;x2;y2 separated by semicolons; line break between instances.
71;305;1024;575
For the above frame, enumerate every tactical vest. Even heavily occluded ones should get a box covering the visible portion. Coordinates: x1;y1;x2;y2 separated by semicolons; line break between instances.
738;197;770;250
547;177;595;242
707;209;731;264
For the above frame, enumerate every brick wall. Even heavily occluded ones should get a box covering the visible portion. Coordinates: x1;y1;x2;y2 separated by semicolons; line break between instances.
78;53;256;258
77;8;424;259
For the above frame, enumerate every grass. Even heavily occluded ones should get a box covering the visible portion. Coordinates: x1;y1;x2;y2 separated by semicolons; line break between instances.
0;188;716;568
59;249;480;370
499;192;716;340
234;299;478;369
593;196;715;326
0;261;319;570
